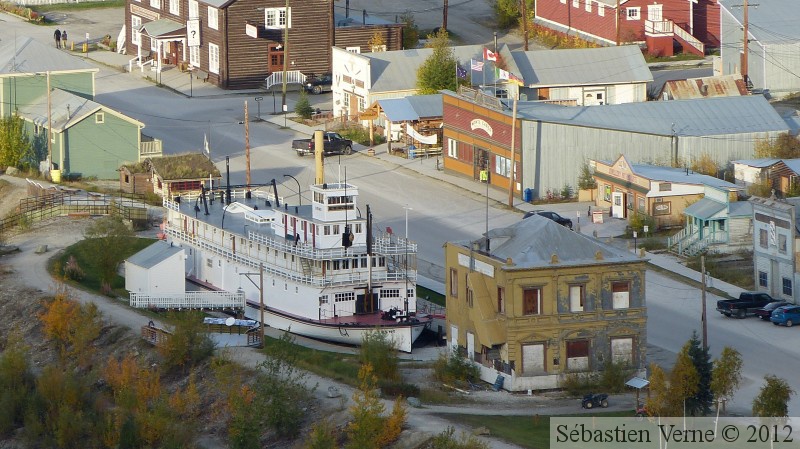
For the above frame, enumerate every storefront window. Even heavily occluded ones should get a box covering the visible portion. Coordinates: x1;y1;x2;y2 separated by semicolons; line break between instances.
604;185;611;202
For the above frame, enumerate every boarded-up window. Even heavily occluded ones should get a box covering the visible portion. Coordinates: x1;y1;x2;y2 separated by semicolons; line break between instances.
566;340;589;371
523;288;541;315
612;281;630;309
569;285;584;312
611;337;633;365
450;268;458;297
522;343;545;374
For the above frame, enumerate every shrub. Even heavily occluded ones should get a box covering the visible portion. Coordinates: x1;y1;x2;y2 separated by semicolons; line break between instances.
560;372;599;396
360;329;399;382
599;361;632;394
63;255;84;281
295;91;314;120
577;162;597;190
628;212;655;234
378;380;420;399
432;351;479;386
560;184;574;199
158;311;216;371
338;125;385;146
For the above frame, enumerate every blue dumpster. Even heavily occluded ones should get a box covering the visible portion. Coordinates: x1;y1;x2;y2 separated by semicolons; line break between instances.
523;188;533;202
408;149;416;159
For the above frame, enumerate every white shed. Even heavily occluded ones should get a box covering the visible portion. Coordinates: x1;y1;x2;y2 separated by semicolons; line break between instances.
125;241;185;294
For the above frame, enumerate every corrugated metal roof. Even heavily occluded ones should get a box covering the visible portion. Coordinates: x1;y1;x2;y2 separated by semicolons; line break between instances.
684;198;727;220
0;36;97;75
127;241;184;269
406;94;442;118
515;95;789;136
661;74;748;100
719;0;800;43
378;98;419;121
731;159;782;168
140;18;185;37
367;44;518;93
782;159;800;174
334;13;395;26
630;164;741;189
511;45;652;87
729;201;753;217
474;215;641;269
15;88;143;131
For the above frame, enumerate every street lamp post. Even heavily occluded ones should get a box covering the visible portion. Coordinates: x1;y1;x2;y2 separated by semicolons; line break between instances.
283;174;301;205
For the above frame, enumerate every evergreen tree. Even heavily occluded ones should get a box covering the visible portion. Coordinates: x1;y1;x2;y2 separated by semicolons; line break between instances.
416;29;458;95
295;91;314;120
400;12;419;50
685;331;713;415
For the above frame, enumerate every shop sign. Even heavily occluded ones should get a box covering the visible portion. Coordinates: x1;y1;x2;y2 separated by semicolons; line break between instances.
653;202;671;216
470;119;493;137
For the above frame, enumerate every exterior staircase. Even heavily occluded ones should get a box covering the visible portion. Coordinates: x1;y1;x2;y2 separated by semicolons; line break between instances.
264;70;306;90
667;227;728;256
645;19;705;56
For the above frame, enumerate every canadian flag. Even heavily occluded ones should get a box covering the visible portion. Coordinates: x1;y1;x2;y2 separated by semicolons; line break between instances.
483;48;497;62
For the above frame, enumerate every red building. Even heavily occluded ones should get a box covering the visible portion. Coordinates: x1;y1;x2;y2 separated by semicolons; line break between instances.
534;0;719;57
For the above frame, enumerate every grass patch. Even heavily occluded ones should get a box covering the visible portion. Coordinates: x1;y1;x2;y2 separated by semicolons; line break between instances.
50;236;156;295
686;251;754;290
437;411;633;449
418;284;445;307
645;53;705;63
262;337;362;386
32;0;125;12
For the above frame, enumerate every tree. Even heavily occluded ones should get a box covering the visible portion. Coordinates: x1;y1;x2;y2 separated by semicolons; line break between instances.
83;214;134;286
668;343;700;416
685;332;713;416
494;0;521;29
755;133;800;159
691;153;719;177
0;331;34;436
748;178;773;198
158;311;216;371
360;329;399;382
577;162;597;190
304;419;338;449
400;12;419;49
752;375;794;418
711;346;743;413
295;90;314;120
0;113;32;169
346;364;385;449
645;363;670;417
416;29;458;95
39;288;102;365
368;31;386;52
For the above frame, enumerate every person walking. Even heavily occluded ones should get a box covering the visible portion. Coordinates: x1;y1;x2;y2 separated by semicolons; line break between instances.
61;30;68;49
54;29;61;48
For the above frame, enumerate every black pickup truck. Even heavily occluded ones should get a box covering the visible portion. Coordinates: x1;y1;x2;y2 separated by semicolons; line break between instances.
291;132;353;157
717;291;774;318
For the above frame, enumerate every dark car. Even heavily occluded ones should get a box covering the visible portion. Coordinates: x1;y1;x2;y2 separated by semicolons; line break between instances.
581;393;609;409
523;210;573;229
304;73;332;94
770;305;800;327
755;301;789;321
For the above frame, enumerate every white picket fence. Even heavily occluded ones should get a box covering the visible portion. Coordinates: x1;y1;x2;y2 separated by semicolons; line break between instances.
130;291;245;309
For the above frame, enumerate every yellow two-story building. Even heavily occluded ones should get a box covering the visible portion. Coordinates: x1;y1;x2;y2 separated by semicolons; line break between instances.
445;215;647;391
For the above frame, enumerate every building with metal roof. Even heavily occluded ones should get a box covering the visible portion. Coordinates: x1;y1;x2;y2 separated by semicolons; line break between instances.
719;0;800;98
125;241;186;295
445;215;647;391
733;158;800;197
659;74;748;100
750;196;800;302
441;88;790;201
511;45;652;105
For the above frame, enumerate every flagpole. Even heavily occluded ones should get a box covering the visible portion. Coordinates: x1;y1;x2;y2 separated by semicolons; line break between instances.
482;51;486;92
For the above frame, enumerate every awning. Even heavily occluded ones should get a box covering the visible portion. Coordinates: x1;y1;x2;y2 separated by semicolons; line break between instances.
377;98;420;122
684;198;726;220
626;377;650;390
140;18;186;38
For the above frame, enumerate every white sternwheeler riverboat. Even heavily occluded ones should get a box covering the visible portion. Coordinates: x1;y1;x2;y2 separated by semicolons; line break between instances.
155;157;431;352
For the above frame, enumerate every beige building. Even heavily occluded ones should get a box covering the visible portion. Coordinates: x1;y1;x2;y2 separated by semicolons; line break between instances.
445;216;647;391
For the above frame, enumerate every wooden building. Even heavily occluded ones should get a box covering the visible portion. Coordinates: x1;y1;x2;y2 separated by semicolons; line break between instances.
119;153;221;198
125;0;403;89
445;216;647;391
733;158;800;198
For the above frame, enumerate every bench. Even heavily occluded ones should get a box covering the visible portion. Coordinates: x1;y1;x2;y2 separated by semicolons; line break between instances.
193;69;209;82
408;147;442;159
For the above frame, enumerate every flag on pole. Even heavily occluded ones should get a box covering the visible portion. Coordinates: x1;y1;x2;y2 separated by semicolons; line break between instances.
495;68;510;80
470;59;484;71
203;132;210;155
456;64;468;79
509;73;525;86
483;48;497;62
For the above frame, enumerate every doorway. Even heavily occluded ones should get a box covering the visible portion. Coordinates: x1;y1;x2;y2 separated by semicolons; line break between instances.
268;43;284;74
474;147;490;181
611;191;626;218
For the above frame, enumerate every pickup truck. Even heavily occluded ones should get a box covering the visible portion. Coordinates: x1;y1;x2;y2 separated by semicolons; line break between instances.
716;291;774;318
291;132;353;157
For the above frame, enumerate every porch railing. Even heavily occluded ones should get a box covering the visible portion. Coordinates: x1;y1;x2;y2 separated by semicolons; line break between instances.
645;19;673;35
264;70;306;90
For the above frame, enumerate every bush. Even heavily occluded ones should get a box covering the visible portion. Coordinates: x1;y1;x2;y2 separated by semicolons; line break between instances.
577;162;597;190
63;255;84;281
560;184;574;199
628;212;655;234
158;311;216;371
337;125;385;146
360;329;399;382
378;380;420;399
599;361;633;394
432;351;479;386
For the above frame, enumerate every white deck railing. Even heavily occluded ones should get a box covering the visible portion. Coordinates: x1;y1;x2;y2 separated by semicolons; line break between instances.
130;291;245;309
264;70;306;90
645;19;673;35
673;23;705;54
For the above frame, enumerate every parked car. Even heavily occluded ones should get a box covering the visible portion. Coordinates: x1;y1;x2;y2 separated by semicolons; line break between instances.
770;305;800;327
755;301;789;321
291;132;353;157
304;73;332;95
523;210;573;229
716;292;774;318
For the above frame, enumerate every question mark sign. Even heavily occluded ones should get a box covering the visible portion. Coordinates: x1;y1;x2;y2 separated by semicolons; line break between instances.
191;30;196;38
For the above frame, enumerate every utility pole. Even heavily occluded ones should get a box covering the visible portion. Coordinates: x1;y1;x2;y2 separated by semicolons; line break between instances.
521;0;529;51
443;0;448;32
507;99;517;207
244;101;250;187
281;0;290;114
46;71;52;174
741;0;750;86
259;262;265;349
615;0;621;46
701;255;708;351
